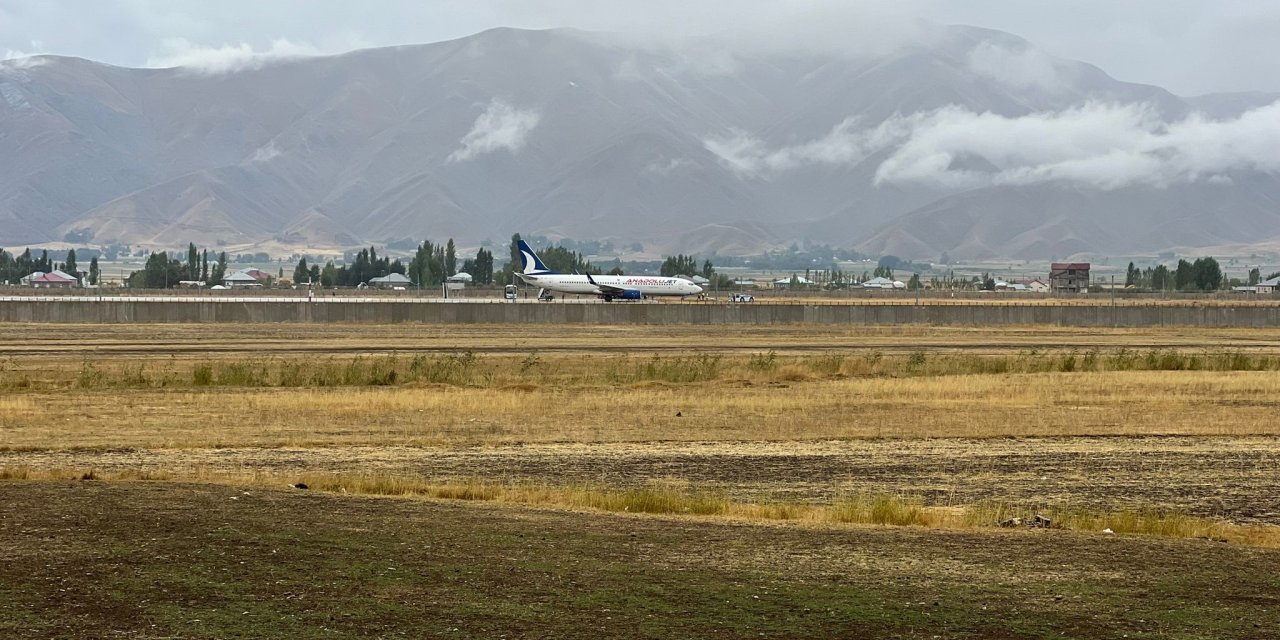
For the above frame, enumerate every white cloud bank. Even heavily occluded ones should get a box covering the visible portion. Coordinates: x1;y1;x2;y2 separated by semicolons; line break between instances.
145;37;319;74
2;39;49;68
448;100;542;162
705;117;906;175
707;101;1280;190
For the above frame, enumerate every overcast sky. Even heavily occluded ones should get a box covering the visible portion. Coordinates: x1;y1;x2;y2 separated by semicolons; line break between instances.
2;0;1278;95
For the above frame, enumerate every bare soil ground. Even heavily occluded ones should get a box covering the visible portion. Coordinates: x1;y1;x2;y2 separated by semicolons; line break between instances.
3;481;1278;639
6;437;1279;524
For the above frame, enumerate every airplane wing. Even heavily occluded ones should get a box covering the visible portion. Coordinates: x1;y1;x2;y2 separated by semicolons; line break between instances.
585;273;629;295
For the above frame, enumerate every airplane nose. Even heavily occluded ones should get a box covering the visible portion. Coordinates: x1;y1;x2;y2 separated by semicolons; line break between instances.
691;285;703;294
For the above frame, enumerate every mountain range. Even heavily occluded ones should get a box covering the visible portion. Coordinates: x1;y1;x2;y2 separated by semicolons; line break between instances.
1;25;1278;259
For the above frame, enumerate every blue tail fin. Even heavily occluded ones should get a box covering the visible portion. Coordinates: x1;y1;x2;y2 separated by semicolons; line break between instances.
517;239;554;275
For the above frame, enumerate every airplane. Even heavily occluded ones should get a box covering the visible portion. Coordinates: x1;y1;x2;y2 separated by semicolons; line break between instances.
515;239;703;302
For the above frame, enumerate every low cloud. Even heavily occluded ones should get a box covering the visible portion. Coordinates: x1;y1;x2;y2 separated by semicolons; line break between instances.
646;157;695;174
2;40;49;69
145;37;319;74
1;53;46;69
598;3;939;79
705;117;914;176
708;101;1280;190
876;102;1280;189
967;41;1068;94
249;142;281;164
717;2;939;60
448;100;541;162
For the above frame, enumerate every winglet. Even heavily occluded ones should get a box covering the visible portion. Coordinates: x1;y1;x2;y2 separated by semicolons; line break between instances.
517;239;553;275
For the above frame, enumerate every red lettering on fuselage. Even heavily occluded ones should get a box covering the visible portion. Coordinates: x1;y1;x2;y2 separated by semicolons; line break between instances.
623;278;674;286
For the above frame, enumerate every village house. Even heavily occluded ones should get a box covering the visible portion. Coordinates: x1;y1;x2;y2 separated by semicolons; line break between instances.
1049;263;1090;293
223;270;267;288
24;270;78;288
368;273;412;289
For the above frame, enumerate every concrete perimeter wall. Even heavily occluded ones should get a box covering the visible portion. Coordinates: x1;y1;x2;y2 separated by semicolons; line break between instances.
2;299;1279;327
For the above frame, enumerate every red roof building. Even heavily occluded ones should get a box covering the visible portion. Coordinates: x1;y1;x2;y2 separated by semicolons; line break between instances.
28;270;78;288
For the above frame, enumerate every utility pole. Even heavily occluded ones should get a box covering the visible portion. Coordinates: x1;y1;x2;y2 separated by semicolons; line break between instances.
1111;275;1116;327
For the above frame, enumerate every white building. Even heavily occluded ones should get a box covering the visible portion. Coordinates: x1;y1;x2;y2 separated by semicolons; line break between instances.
773;275;814;289
223;271;265;288
860;276;904;289
368;273;413;289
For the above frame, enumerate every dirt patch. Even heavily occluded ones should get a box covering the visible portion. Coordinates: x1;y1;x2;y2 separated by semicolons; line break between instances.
7;436;1280;523
3;481;1280;639
5;323;1280;359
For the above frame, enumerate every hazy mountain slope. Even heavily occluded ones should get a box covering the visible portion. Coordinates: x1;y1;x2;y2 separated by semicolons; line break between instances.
856;175;1280;260
1185;91;1280;118
2;25;1278;258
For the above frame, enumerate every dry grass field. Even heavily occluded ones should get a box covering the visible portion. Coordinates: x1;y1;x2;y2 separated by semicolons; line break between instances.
4;321;1280;636
3;322;1280;520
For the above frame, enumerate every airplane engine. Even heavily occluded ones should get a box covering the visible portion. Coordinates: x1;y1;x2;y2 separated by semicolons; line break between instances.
602;289;644;302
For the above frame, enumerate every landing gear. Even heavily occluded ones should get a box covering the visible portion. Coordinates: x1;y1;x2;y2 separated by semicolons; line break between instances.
603;295;614;302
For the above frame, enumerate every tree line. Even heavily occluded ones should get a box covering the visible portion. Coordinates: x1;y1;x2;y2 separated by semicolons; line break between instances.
0;248;100;285
294;247;404;288
1124;258;1225;291
127;244;221;288
10;235;734;291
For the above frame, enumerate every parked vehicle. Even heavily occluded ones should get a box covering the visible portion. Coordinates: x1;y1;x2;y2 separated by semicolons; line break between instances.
730;293;755;302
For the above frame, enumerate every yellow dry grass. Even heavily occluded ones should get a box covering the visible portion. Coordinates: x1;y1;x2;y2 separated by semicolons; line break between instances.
4;466;1276;548
2;369;1277;449
4;321;1279;549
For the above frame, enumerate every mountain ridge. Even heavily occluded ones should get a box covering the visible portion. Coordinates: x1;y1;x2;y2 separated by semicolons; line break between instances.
2;26;1277;258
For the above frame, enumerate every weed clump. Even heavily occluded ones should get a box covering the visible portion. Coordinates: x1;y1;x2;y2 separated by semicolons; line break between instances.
829;494;929;527
907;351;927;370
808;354;847;376
615;354;723;384
746;351;778;372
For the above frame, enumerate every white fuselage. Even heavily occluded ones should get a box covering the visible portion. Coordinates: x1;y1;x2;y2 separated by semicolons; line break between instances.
517;273;702;297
